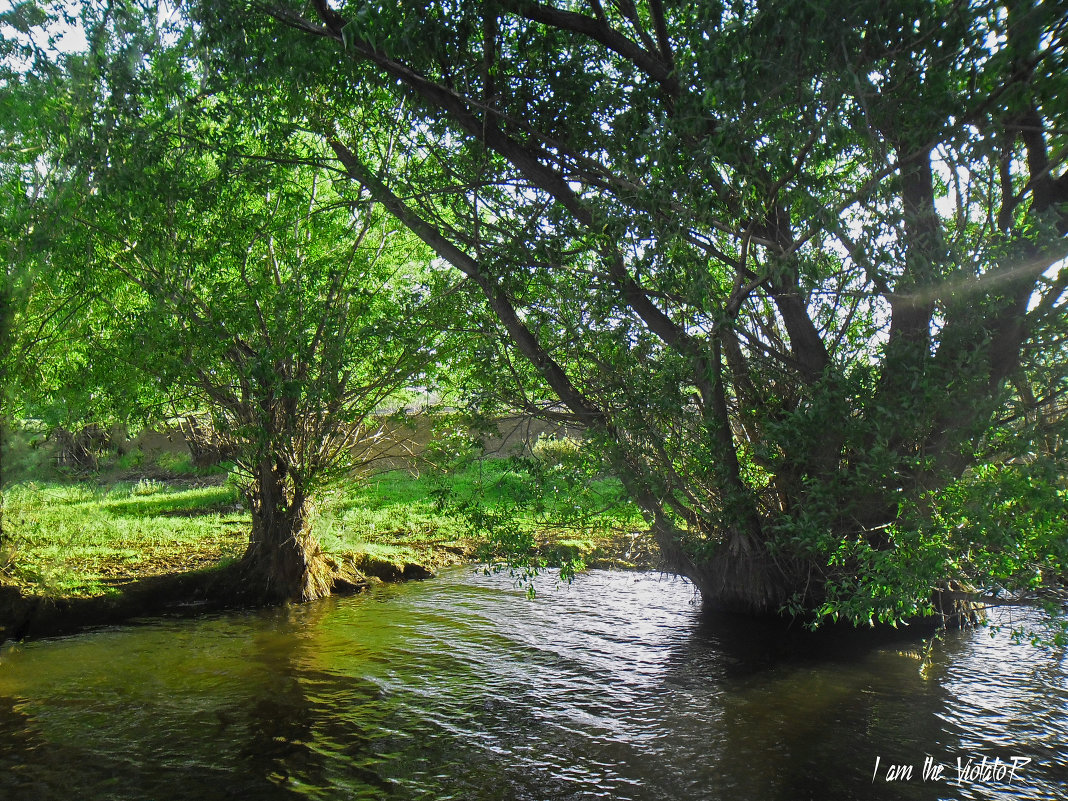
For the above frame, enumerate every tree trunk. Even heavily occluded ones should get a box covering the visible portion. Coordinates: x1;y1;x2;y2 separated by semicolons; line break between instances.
655;526;797;616
239;466;335;604
632;485;798;616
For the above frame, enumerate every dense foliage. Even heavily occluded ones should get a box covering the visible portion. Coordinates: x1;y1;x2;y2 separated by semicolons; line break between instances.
2;0;1065;621
214;0;1067;622
1;2;447;600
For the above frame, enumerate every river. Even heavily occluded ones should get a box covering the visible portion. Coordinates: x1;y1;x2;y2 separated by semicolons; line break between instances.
1;568;1065;800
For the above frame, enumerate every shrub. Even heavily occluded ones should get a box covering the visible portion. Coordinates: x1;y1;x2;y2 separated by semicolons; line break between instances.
1;424;60;484
154;451;195;476
113;448;145;471
530;435;584;469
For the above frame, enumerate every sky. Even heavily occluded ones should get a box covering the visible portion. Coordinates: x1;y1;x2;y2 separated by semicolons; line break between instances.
0;0;88;60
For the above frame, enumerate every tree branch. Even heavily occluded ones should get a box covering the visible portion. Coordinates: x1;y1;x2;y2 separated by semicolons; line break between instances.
328;138;607;428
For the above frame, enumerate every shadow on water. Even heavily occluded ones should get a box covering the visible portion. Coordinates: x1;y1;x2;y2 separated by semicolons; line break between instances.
190;601;415;800
661;602;1068;801
0;600;402;801
680;601;953;676
656;608;943;800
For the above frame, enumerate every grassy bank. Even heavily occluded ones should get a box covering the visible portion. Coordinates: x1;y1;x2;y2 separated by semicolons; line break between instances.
0;460;655;604
1;480;247;598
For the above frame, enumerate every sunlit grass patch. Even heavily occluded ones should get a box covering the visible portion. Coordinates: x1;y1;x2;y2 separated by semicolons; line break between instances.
317;463;647;567
101;483;239;518
2;481;248;598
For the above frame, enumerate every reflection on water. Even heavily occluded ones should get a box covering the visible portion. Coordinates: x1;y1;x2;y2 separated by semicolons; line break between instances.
1;568;1066;800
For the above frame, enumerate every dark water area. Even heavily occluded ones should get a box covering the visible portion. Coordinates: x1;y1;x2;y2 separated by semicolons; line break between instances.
1;568;1066;800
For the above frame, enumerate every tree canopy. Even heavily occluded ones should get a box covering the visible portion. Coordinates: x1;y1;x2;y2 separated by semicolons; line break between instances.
210;0;1067;622
3;0;1066;621
2;1;447;600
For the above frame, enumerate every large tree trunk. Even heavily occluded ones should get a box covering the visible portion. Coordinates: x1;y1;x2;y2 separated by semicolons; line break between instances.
238;465;335;604
657;527;797;616
660;524;980;627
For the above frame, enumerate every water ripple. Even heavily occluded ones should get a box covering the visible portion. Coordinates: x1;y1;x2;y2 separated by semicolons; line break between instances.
0;569;1065;800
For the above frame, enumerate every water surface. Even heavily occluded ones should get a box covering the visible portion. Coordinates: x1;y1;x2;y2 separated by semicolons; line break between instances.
1;568;1065;800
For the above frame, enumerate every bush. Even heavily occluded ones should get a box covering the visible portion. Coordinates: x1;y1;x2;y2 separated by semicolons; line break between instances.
113;448;145;471
1;424;60;485
530;435;584;469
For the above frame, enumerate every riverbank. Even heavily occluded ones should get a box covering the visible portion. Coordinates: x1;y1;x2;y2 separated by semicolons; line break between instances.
0;466;657;642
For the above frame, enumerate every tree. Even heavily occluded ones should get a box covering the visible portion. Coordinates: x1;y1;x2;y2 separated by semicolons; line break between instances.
89;157;439;602
1;0;90;533
11;2;446;603
204;0;1068;623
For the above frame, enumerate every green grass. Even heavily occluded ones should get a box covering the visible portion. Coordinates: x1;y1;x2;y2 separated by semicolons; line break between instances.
317;461;643;550
1;461;650;599
318;470;462;547
1;481;248;597
153;451;198;476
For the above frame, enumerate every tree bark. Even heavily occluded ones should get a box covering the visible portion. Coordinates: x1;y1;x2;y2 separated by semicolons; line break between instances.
239;464;334;603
